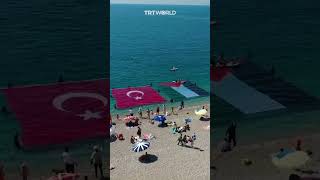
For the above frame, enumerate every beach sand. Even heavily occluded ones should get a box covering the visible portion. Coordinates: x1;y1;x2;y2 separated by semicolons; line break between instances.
211;133;320;180
110;104;210;180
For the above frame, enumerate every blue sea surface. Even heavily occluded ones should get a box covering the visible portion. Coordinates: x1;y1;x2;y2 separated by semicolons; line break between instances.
111;4;210;114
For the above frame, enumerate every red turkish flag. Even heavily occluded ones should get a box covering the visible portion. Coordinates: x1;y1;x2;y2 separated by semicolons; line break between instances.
3;79;109;148
112;86;166;109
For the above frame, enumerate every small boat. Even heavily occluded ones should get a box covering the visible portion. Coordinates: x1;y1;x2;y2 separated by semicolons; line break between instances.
170;66;179;71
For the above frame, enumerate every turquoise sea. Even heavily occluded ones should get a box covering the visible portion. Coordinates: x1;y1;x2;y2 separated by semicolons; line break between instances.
110;4;210;114
213;0;320;145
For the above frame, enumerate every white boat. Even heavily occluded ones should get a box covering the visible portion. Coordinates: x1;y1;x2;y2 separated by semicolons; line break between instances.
170;66;179;71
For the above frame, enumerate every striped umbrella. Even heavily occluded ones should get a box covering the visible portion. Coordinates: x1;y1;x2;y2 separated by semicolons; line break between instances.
132;141;150;152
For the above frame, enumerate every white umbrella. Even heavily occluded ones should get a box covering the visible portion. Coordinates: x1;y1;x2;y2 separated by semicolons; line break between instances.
271;151;310;169
195;109;207;116
132;141;150;152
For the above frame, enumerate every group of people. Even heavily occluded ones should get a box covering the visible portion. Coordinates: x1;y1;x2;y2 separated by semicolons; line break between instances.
61;146;105;178
177;133;197;147
171;122;190;134
0;146;104;180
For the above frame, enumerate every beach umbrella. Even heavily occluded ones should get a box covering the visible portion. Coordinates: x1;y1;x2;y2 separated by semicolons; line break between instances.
184;118;192;123
195;109;207;116
153;115;166;123
271;151;310;169
110;126;116;136
132;141;150;152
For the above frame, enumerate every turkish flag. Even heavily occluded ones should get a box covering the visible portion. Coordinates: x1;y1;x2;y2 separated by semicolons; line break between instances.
112;86;166;109
3;79;109;148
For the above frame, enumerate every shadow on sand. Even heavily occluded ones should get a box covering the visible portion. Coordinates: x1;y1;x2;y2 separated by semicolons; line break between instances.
138;154;158;164
158;123;168;128
199;117;210;121
182;145;204;151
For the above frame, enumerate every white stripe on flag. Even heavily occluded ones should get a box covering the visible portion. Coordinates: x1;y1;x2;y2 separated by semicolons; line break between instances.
171;85;199;98
213;74;286;114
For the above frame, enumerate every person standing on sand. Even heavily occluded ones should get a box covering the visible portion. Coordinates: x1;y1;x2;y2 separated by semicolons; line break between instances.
0;162;4;180
62;147;76;173
156;106;160;115
180;100;184;110
90;146;103;178
296;139;302;151
138;107;143;118
226;121;237;147
14;132;22;150
182;135;187;146
177;134;183;146
130;136;135;144
147;108;150;119
20;162;29;180
163;104;166;114
137;126;141;137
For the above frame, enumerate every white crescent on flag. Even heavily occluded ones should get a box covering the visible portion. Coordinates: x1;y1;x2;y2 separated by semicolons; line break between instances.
126;90;144;100
52;92;108;120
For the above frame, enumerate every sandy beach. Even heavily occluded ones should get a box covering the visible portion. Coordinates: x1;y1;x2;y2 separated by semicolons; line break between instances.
110;103;210;180
211;133;320;180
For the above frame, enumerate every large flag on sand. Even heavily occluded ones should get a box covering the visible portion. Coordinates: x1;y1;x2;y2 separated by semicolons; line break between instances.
112;86;166;109
212;61;320;115
3;79;109;148
212;64;286;114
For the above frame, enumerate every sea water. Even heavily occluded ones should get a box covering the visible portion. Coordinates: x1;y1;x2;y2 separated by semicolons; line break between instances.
213;0;320;145
110;4;210;114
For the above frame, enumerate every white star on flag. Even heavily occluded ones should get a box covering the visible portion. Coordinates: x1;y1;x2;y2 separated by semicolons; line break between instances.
135;96;142;100
77;110;102;120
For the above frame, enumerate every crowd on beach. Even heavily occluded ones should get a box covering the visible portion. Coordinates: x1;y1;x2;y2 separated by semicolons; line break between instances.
0;145;106;180
111;101;208;163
